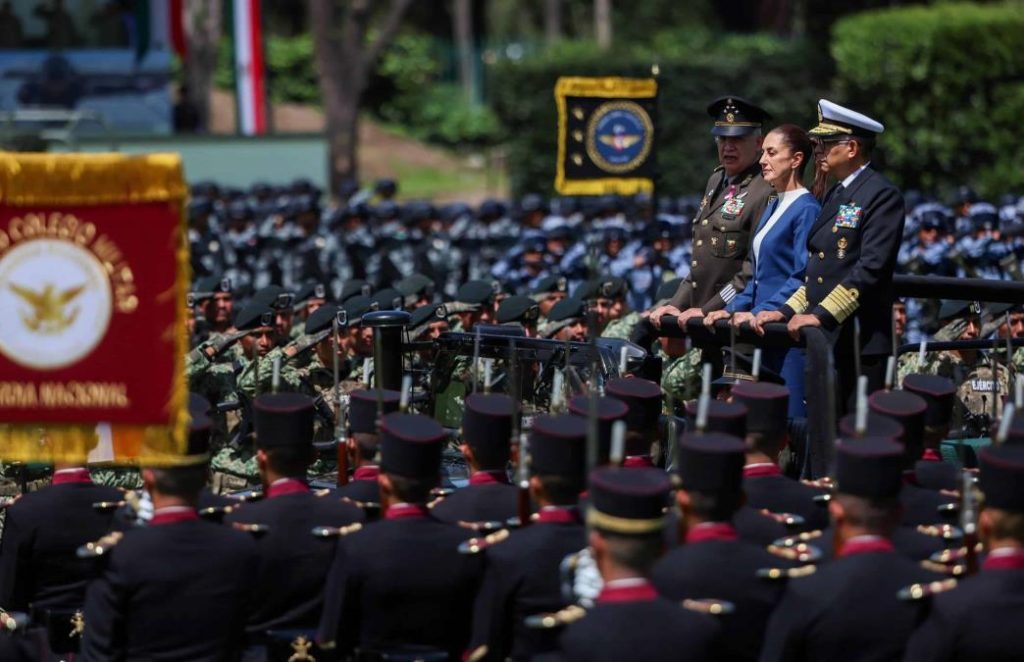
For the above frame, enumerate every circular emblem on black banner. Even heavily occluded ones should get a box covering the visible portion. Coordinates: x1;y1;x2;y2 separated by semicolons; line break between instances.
586;101;654;174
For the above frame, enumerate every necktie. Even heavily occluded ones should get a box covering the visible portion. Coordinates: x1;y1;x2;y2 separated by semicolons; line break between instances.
725;184;737;200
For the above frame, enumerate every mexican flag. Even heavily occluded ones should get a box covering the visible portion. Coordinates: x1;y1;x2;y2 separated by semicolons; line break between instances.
231;0;268;136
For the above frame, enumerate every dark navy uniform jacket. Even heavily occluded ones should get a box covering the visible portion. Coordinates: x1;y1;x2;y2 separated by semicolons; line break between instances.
317;503;482;660
223;478;364;636
652;522;793;662
903;549;1024;662
80;509;258;661
760;536;940;662
782;166;905;356
430;471;519;526
469;507;585;661
554;580;720;662
335;465;383;519
0;470;121;612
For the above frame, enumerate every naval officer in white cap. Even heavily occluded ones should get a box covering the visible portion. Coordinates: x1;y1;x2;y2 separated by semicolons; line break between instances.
765;99;905;414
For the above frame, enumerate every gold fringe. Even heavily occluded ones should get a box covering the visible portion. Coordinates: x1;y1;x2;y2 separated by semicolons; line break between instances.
0;153;187;207
0;153;188;465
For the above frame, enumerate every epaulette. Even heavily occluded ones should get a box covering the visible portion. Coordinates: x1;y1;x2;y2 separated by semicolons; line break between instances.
77;531;124;559
457;520;505;533
802;477;834;490
760;510;806;529
92;500;127;513
464;645;489;662
937;502;959;516
919;559;966;576
898;578;958;601
430;487;455;498
929;543;982;565
313;488;334;498
198;505;236;521
524;604;587;629
772;529;823;547
756;566;818;581
340;497;382;517
682;598;736;615
812;493;832;505
311;522;363;539
225;488;264;503
231;522;269;536
458;528;510;554
917;524;964;541
0;608;27;632
767;542;823;564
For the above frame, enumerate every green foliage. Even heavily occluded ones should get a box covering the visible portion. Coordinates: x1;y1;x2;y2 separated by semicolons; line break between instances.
413;84;505;148
489;34;830;197
831;3;1024;198
215;36;319;104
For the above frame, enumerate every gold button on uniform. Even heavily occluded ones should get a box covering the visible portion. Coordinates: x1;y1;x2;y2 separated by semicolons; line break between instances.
692;261;698;268
702;220;708;225
817;277;824;284
819;252;825;259
832;226;838;234
692;282;698;288
697;240;703;247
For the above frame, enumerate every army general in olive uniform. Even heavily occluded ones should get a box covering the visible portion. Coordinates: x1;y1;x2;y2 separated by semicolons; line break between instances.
651;97;774;331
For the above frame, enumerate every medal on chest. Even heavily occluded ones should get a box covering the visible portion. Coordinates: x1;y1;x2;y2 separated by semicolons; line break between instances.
835;203;863;229
837;236;848;259
720;192;747;219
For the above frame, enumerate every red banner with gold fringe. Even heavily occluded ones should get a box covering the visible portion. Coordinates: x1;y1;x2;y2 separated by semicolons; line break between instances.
0;153;188;464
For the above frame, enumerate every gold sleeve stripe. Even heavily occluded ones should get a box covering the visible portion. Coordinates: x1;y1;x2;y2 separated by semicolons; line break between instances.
784;287;808;314
820;285;860;322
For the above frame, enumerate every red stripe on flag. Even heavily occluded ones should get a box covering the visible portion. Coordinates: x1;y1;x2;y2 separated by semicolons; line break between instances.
249;0;267;134
169;0;186;58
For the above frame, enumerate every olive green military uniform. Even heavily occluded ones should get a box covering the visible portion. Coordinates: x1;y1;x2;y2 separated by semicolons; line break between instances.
601;310;642;341
668;161;773;314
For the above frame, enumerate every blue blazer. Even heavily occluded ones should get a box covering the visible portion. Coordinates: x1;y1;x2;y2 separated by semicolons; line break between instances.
727;192;821;314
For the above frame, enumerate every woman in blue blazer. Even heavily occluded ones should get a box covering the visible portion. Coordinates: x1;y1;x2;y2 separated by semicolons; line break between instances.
704;124;820;417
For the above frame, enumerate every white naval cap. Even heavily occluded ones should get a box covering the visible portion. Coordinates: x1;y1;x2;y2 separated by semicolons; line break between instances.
809;99;884;138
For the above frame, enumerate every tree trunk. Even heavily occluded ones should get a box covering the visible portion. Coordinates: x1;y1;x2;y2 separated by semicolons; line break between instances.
183;1;222;132
594;0;612;51
310;0;413;196
453;0;475;105
543;0;561;47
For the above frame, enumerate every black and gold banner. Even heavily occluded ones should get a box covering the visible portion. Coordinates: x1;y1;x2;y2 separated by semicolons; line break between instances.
555;76;658;196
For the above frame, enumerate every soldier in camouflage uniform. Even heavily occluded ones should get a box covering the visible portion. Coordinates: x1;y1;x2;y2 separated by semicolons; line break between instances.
289;280;329;340
433;281;499;426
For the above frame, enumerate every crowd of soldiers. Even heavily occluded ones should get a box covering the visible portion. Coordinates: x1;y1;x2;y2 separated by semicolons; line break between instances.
2;95;1024;661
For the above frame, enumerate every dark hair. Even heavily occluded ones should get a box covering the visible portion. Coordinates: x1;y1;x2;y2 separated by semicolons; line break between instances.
467;440;511;472
353;432;381;462
602;532;665;573
769;124;813;179
989;508;1024;543
265;444;313;478
746;430;786;457
835;494;901;535
688;489;743;522
150;465;208;500
537;474;585;506
386;472;437;503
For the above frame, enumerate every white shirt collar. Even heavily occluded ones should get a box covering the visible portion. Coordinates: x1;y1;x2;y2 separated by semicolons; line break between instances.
841;162;870;188
603;577;650;589
152;505;195;516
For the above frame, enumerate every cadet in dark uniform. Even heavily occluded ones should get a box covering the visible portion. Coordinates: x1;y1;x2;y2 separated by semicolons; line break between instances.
334;388;401;517
778;100;905;412
431;393;518;526
903;444;1024;661
81;412;259;660
731;381;829;531
317;412;482;660
553;468;720;662
604;377;662;466
869;388;956;526
223;393;364;660
653;432;796;662
0;458;122;659
680;399;790;546
469;415;588;661
650;97;773;330
760;437;941;662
